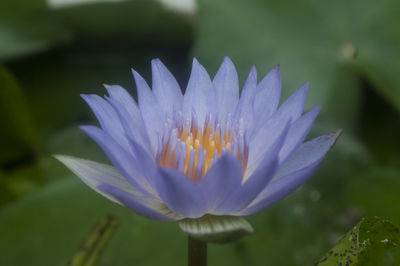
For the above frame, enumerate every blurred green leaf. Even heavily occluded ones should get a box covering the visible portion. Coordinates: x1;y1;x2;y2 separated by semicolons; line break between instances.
54;0;193;44
0;0;72;61
0;178;246;266
44;125;107;162
8;49;187;135
0;170;358;266
193;0;400;127
347;167;400;224
0;20;72;62
10;51;133;133
358;86;400;168
0;0;192;61
2;164;43;198
0;124;106;206
0;66;40;165
69;215;119;266
0;0;48;20
38;125;108;183
0;171;14;204
316;217;400;265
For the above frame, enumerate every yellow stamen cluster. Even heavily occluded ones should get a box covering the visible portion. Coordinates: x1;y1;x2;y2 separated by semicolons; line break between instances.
157;119;248;181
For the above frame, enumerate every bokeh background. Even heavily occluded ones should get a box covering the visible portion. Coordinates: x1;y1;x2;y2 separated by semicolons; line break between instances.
1;0;400;265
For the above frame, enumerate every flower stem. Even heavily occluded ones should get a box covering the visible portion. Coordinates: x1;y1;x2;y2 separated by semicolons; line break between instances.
69;215;118;266
188;236;207;266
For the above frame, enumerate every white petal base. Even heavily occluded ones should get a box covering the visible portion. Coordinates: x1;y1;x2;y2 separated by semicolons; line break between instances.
178;215;254;243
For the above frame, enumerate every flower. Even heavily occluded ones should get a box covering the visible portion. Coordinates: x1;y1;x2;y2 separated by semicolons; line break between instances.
56;57;340;242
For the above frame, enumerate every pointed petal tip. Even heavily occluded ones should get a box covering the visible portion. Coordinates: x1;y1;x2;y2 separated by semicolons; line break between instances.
311;104;322;113
151;58;171;76
151;58;161;69
103;84;123;93
53;154;82;166
155;58;164;64
79;125;89;130
258;64;282;87
131;68;139;77
223;56;234;64
131;68;145;82
218;56;236;71
250;65;257;73
331;130;343;148
301;81;310;91
272;64;280;72
307;104;322;118
80;94;102;105
52;153;80;168
79;125;98;134
245;66;257;81
267;65;281;79
103;85;114;95
191;58;208;73
190;57;202;75
288;81;309;100
319;129;342;154
327;129;343;140
192;57;199;67
333;129;343;140
80;93;90;100
131;68;150;90
52;154;64;161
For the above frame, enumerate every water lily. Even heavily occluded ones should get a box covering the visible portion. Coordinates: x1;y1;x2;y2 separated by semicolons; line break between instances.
56;57;340;242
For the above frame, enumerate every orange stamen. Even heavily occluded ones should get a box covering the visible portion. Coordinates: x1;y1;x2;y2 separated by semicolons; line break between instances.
157;119;248;181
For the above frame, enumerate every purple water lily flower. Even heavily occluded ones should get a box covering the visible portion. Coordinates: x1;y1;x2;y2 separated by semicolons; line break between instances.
56;57;340;242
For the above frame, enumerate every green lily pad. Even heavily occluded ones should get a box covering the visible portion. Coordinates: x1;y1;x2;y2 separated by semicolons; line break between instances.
347;167;400;224
0;169;356;266
54;0;192;44
0;0;192;62
0;66;39;165
0;177;249;266
193;0;400;128
0;0;72;61
316;217;400;265
0;21;71;62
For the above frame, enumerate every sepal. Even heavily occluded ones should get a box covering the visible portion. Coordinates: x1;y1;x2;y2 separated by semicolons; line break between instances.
178;215;253;243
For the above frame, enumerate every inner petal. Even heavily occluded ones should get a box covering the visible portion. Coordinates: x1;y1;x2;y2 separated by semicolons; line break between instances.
156;115;248;182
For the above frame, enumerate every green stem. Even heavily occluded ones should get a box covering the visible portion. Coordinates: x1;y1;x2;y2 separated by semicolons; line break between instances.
69;215;119;266
188;236;207;266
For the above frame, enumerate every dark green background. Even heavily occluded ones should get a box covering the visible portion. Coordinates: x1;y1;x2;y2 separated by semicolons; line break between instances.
1;0;400;265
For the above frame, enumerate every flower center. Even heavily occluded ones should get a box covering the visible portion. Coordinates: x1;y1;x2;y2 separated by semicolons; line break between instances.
156;116;249;182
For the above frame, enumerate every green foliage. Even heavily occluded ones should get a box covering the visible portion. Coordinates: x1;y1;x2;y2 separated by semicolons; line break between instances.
347;167;400;224
0;0;192;61
0;174;367;266
194;0;400;126
192;2;400;263
0;0;72;61
0;66;40;165
69;215;119;266
0;178;244;266
1;0;400;264
316;217;400;265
